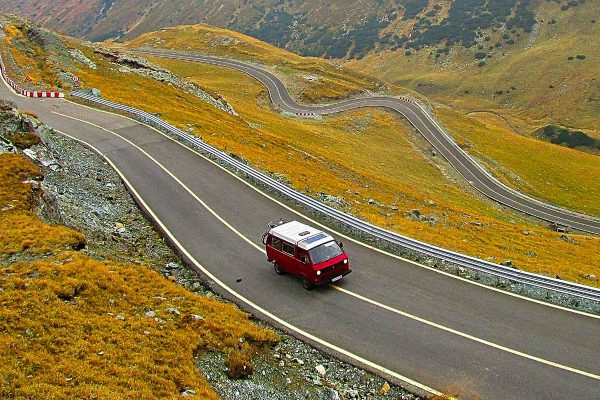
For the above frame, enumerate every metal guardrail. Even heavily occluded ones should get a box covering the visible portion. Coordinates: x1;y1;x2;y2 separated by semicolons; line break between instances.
71;90;600;304
132;49;600;235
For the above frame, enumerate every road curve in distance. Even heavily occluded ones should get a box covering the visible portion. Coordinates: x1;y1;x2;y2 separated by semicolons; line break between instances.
133;48;600;236
2;76;600;400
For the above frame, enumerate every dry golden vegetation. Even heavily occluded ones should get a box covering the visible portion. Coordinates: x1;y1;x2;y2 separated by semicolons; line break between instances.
347;0;600;216
435;106;600;217
3;19;599;285
119;23;387;102
0;153;85;255
2;24;59;88
0;154;278;398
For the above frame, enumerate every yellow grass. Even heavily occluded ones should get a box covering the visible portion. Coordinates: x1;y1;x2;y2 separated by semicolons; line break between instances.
72;49;600;286
2;24;58;87
0;154;85;255
435;106;600;217
0;150;278;399
4;22;599;285
349;0;600;131
119;23;385;102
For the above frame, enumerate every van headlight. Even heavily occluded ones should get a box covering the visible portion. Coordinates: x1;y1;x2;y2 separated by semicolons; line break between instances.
343;259;348;264
316;270;321;276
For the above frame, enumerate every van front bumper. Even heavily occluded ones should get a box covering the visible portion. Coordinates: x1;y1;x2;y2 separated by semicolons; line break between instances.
318;269;351;285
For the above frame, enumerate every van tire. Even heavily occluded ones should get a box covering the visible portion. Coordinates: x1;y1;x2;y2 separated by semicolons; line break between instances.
301;277;314;290
273;262;285;275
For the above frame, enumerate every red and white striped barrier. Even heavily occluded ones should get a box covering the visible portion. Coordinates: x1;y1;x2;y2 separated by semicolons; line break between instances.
0;54;64;98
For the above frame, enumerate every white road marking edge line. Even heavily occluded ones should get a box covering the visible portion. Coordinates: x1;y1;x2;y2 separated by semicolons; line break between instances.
53;113;600;381
53;127;446;398
61;99;600;320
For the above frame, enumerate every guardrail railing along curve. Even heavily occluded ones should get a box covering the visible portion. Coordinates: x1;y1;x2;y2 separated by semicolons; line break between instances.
70;90;600;307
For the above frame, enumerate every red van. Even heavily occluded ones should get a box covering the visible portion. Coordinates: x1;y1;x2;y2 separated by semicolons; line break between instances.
262;220;351;289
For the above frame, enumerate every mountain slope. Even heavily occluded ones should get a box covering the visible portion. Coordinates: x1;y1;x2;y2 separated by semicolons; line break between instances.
349;0;600;132
0;0;562;56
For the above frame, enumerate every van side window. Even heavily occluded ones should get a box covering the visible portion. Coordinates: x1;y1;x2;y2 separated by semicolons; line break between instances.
282;242;295;256
297;250;309;263
271;237;282;251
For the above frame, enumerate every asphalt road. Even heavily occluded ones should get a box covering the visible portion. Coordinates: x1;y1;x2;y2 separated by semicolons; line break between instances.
132;48;600;236
2;73;600;399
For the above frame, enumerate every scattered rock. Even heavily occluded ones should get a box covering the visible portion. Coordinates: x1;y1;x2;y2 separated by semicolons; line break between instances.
190;314;204;321
522;230;531;236
580;274;597;281
69;48;97;69
315;364;326;377
325;388;340;400
407;209;421;220
166;307;180;316
144;310;156;318
558;234;578;244
292;357;304;365
500;260;514;268
180;388;196;397
165;262;180;270
115;314;125;321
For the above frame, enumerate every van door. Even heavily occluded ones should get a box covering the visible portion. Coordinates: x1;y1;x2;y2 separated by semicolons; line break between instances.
297;248;313;280
281;241;299;275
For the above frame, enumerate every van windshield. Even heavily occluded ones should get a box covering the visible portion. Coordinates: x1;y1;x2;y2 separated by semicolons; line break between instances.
309;241;343;265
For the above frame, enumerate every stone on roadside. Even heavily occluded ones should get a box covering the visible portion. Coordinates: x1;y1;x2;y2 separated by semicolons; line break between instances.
166;307;181;315
292;357;304;365
315;364;327;377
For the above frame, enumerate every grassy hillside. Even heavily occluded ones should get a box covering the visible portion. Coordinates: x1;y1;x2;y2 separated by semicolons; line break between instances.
0;151;278;399
121;23;386;102
350;0;600;131
348;0;600;218
2;18;599;286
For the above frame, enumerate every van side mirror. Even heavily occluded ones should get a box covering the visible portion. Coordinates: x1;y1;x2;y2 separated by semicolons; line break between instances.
338;241;344;249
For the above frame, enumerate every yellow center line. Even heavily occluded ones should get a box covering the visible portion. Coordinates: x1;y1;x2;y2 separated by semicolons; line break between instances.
52;109;600;383
62;98;600;322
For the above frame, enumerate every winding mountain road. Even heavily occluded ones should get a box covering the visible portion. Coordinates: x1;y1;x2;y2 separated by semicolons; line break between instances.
133;48;600;236
2;69;600;399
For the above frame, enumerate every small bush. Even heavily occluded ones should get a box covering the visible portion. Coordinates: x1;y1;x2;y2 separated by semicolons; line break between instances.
5;130;40;149
576;54;586;60
224;351;254;379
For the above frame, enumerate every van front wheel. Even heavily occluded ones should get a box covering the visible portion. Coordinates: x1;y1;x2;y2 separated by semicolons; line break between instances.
301;277;314;290
273;262;285;275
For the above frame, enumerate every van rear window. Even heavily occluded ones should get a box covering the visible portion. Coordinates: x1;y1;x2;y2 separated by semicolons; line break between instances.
271;237;282;250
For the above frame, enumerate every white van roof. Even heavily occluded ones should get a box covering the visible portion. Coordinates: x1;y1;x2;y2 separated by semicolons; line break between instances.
269;221;335;250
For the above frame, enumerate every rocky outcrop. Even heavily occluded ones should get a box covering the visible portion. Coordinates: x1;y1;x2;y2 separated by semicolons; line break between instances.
93;46;238;116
